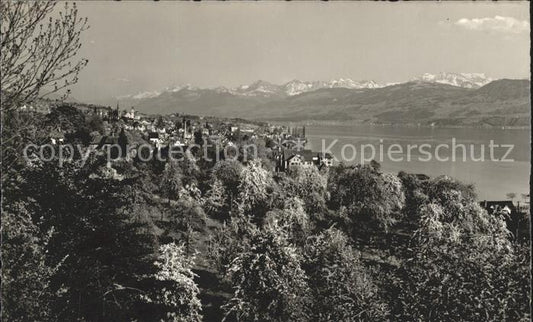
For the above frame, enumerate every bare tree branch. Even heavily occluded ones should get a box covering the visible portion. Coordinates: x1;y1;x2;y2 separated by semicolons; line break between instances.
1;1;88;110
1;1;89;170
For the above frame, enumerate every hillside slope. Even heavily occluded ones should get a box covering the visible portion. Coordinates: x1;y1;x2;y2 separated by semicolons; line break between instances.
130;79;530;127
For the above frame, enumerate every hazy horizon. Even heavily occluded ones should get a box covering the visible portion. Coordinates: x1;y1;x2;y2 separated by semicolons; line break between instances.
69;2;530;102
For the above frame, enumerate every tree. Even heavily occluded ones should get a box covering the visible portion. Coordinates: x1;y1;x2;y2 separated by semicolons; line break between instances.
1;201;56;322
178;150;200;186
86;114;105;134
140;243;202;322
194;129;204;146
236;160;274;220
223;225;311;321
506;192;516;201
396;176;528;321
154;115;165;129
397;171;429;224
1;107;48;170
168;194;206;256
118;128;128;157
212;159;243;208
303;228;389;321
1;1;88;110
328;164;405;233
160;159;182;205
264;197;310;246
45;104;86;133
285;165;329;216
206;217;255;275
17;157;157;321
1;1;88;170
174;120;183;131
204;178;226;218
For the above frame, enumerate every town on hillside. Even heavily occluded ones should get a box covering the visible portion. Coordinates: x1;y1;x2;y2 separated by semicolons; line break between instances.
31;100;335;173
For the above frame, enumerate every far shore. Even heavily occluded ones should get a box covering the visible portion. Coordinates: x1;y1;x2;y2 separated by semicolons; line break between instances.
268;119;531;130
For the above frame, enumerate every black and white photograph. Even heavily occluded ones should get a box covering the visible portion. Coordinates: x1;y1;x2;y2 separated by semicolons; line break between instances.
1;1;531;321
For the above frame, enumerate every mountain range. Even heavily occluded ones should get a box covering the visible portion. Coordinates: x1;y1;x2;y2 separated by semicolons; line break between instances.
118;78;385;101
113;73;530;127
410;72;492;89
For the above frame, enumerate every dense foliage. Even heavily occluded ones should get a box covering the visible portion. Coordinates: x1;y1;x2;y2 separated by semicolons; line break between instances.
140;243;202;322
1;105;530;321
223;225;311;321
303;228;389;321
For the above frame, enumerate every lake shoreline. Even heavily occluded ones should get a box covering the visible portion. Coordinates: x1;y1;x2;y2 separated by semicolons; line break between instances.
270;119;530;130
304;123;530;201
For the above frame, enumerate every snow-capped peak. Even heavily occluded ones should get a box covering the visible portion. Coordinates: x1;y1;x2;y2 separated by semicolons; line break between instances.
328;78;358;88
327;78;382;89
234;80;282;96
282;78;383;96
116;84;195;100
283;80;324;96
412;72;492;89
116;73;496;102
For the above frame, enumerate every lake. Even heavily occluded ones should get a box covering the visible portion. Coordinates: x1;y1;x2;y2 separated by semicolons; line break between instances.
304;124;530;201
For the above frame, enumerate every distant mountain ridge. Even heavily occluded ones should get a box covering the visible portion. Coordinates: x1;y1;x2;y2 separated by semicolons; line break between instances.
410;72;493;89
118;72;495;101
113;76;529;127
119;78;386;101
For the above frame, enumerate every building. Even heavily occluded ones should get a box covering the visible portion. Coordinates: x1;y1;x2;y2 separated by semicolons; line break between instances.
285;154;304;169
124;107;139;120
148;132;162;148
19;103;51;114
275;149;334;172
319;152;334;167
480;200;517;217
171;137;186;147
93;106;107;117
50;129;65;145
279;150;314;170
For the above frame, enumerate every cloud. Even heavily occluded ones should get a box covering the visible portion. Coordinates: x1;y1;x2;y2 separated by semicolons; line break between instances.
455;16;529;34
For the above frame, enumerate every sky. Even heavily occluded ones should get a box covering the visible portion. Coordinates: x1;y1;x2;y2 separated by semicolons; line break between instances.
69;1;530;102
